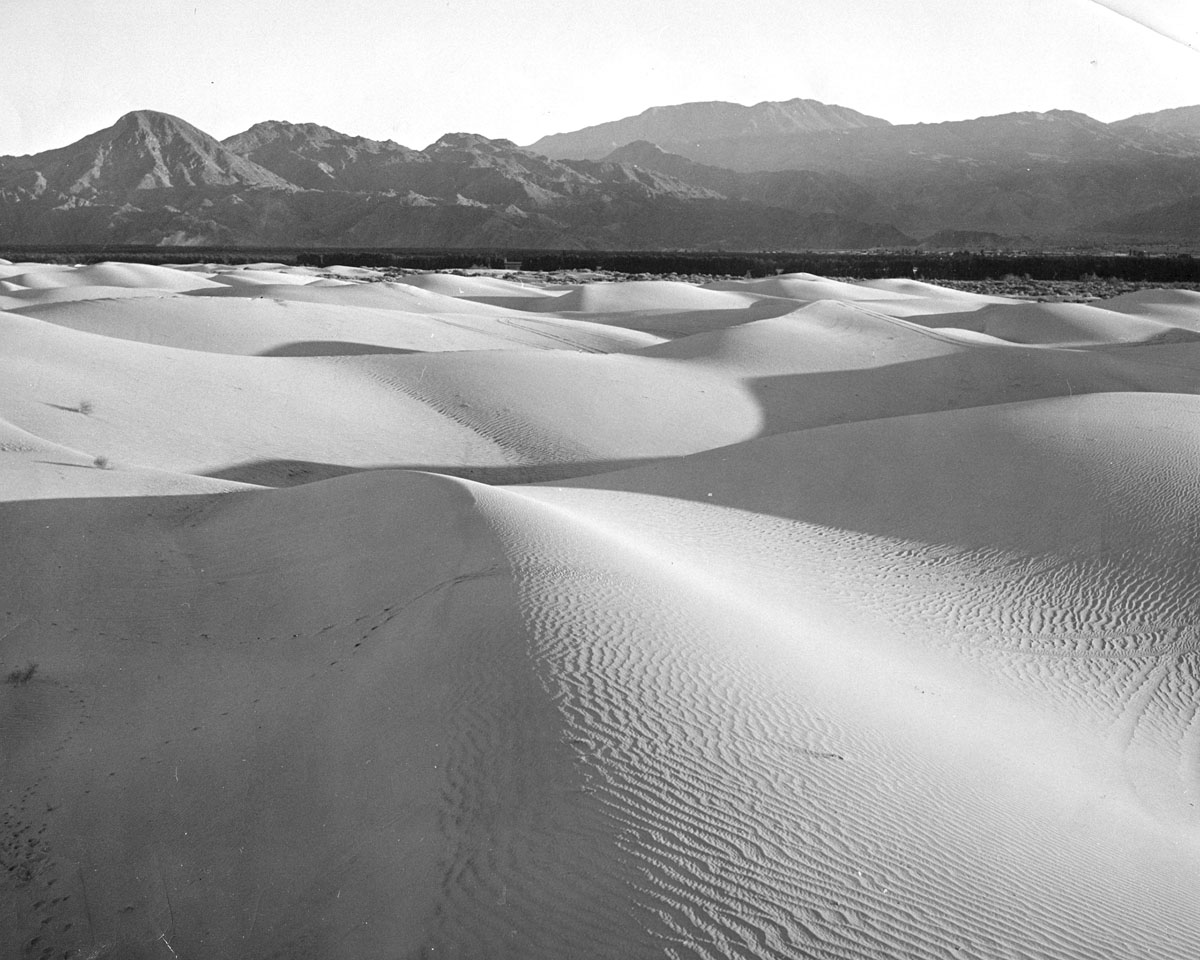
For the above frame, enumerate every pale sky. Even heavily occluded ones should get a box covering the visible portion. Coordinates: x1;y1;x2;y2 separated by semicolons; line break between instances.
2;0;1198;156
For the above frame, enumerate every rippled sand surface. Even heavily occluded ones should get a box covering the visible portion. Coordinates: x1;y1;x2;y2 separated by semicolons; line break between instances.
2;261;1199;958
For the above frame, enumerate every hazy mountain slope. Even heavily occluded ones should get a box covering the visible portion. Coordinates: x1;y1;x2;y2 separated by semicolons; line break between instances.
221;120;428;191
864;153;1200;237
602;140;890;220
529;98;890;160
533;105;1200;242
628;110;1200;175
1091;195;1200;239
1113;105;1200;139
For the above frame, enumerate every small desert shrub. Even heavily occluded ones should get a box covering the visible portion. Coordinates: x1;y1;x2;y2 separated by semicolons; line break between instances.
77;400;94;416
93;455;110;470
5;661;38;685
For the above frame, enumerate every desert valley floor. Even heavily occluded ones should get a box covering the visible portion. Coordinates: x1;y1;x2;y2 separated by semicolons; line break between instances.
2;260;1200;959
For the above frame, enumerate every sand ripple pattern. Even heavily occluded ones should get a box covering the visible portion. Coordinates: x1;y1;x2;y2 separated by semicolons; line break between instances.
469;478;1200;959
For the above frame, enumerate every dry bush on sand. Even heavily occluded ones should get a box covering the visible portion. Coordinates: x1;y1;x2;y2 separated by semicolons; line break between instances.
5;661;38;685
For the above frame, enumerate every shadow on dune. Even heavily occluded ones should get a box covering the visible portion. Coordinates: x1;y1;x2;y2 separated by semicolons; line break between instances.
563;395;1200;561
201;457;659;488
34;460;102;470
457;294;570;312
909;306;1200;348
746;343;1200;439
600;305;799;338
256;341;425;357
554;350;1200;552
504;298;803;337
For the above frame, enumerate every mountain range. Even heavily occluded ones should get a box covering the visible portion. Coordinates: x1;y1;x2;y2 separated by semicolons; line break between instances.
2;99;1199;250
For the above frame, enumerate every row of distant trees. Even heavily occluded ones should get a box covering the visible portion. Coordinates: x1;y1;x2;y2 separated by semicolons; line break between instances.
293;248;1200;281
5;245;1199;281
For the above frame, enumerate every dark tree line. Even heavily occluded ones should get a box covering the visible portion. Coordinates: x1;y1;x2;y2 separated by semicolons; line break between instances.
4;245;1199;282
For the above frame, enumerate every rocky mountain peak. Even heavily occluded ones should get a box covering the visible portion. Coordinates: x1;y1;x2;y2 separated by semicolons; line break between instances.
12;109;296;198
426;132;520;154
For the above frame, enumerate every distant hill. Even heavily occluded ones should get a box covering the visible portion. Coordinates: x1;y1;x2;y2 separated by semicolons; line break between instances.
529;98;889;161
563;109;1200;175
1112;105;1200;139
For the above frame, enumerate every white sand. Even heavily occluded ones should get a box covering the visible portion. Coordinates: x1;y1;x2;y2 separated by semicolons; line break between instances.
907;299;1200;345
0;261;226;291
2;262;1199;959
8;293;661;356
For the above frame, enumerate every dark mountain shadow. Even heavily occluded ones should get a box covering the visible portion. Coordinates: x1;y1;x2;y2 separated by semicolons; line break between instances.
255;341;424;357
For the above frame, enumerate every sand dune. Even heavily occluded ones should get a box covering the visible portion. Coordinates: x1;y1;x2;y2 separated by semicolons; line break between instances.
707;273;1017;312
475;277;804;336
187;276;584;322
393;271;566;299
705;271;920;301
1103;288;1200;328
9;295;1194;485
8;292;660;356
0;262;225;292
908;298;1200;345
0;286;176;311
206;268;325;286
3;263;1200;959
467;403;1200;955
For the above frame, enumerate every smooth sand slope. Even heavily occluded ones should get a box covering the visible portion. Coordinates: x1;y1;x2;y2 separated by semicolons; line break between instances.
901;298;1200;345
7;293;661;356
2;262;1199;959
